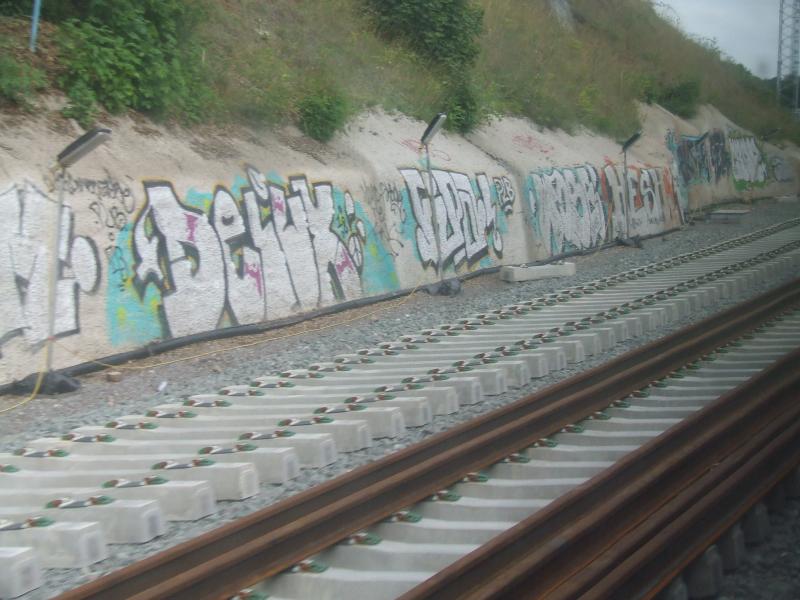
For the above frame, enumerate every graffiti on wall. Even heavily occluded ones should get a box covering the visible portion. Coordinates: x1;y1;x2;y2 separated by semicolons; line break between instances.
398;139;452;162
512;134;555;155
398;168;512;272
0;181;100;354
670;132;710;185
666;129;733;190
602;164;680;238
668;128;795;192
526;165;607;255
771;155;795;183
708;130;731;183
525;163;681;256
493;176;516;216
62;172;136;245
107;168;397;342
729;135;767;186
361;181;407;258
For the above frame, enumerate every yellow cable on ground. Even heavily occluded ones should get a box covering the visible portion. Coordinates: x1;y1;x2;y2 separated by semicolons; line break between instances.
0;339;50;414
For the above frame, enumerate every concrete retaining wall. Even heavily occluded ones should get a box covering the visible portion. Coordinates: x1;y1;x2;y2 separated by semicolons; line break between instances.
0;102;796;384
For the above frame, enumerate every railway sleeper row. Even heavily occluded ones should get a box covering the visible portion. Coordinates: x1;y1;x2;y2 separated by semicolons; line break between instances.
0;221;799;596
245;310;800;600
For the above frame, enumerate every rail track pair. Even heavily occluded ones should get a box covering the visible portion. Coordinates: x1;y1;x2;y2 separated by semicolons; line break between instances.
59;278;800;600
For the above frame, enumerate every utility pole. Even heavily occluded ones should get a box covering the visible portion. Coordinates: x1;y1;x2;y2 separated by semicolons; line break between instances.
777;0;800;118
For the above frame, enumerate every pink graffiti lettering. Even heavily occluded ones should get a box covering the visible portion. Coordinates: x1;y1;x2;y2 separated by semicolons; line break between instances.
335;252;354;275
184;213;199;243
244;262;264;297
133;171;366;334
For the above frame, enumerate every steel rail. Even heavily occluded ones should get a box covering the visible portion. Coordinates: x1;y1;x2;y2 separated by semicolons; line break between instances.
580;392;800;600
401;347;800;599
58;278;800;600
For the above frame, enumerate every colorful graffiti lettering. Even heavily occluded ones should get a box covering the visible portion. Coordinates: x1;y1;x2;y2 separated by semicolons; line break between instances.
666;128;788;192
0;181;100;353
708;130;731;183
603;164;679;238
111;168;397;342
526;165;607;255
666;129;732;188
398;168;511;271
526;163;681;255
666;130;710;185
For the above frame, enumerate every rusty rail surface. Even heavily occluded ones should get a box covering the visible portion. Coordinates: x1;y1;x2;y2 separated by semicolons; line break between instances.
579;386;800;600
59;279;800;600
401;348;800;600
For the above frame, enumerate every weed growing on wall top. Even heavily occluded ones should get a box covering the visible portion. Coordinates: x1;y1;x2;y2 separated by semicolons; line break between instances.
442;76;483;133
298;81;350;142
60;79;98;128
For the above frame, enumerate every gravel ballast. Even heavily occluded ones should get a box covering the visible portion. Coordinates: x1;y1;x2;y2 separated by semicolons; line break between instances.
2;199;800;599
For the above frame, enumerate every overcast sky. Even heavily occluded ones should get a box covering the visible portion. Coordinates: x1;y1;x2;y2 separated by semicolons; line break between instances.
656;0;780;79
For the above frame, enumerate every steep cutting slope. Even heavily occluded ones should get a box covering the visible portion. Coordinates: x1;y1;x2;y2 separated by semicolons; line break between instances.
2;0;798;143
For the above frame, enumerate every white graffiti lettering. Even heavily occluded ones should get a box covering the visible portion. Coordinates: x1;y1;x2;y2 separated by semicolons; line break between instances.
131;169;363;336
493;175;516;215
0;182;100;352
729;136;767;183
134;182;226;338
604;165;675;238
527;164;679;255
399;168;508;270
527;165;607;254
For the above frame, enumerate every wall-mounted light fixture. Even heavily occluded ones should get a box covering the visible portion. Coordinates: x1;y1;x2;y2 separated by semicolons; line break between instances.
45;127;112;386
619;130;642;247
421;113;447;279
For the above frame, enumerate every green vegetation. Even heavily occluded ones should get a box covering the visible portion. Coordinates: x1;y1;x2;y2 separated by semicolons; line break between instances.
297;79;350;142
0;54;45;107
194;0;445;136
364;0;483;72
2;0;799;143
473;0;798;140
363;0;485;132
0;13;46;108
56;0;209;127
655;80;701;119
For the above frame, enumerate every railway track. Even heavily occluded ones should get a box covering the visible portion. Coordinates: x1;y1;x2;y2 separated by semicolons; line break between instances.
57;272;800;600
1;220;800;598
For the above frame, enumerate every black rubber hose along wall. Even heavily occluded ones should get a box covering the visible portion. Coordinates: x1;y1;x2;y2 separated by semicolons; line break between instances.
1;226;681;396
